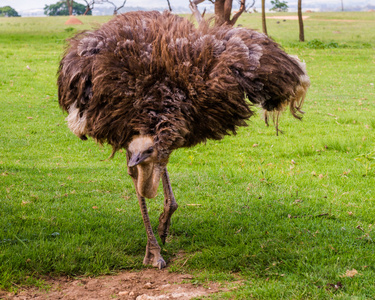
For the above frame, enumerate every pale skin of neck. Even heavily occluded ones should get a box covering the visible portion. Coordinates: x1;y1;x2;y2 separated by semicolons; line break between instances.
136;161;161;199
128;135;162;199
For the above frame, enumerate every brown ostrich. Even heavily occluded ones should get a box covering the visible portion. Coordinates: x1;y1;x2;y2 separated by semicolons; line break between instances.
58;10;310;269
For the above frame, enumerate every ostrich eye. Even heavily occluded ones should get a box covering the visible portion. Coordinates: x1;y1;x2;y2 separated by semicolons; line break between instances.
145;147;154;154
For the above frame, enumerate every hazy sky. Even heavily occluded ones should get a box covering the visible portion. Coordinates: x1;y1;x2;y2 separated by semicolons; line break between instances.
1;0;370;11
3;0;169;10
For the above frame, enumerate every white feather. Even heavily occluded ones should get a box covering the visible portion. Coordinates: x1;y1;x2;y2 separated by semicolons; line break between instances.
66;102;87;137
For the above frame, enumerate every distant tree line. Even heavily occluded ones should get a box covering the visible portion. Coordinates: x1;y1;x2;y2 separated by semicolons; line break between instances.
43;0;306;42
44;1;92;16
44;0;127;16
270;0;288;12
0;6;20;17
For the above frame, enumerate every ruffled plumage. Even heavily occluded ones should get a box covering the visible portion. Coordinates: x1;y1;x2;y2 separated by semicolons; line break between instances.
58;10;309;158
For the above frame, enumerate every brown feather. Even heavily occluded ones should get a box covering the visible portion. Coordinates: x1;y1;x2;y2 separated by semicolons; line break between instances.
58;11;310;157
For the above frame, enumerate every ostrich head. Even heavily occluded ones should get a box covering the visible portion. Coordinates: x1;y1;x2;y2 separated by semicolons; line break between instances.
127;135;167;199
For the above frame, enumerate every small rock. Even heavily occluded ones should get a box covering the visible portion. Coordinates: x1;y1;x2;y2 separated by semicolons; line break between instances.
136;295;169;300
119;291;129;296
160;283;171;289
144;282;153;289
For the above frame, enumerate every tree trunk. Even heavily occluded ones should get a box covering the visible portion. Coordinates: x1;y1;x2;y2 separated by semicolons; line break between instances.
190;0;247;27
298;0;304;42
215;0;247;26
67;0;73;15
261;0;267;35
189;0;204;24
83;6;90;15
214;0;227;26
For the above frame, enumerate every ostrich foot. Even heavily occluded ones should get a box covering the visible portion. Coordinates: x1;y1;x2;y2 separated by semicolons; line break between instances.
143;242;166;269
158;202;178;244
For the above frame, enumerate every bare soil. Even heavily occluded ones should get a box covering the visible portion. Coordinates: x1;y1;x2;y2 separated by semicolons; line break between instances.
265;16;367;22
266;16;310;20
1;269;240;300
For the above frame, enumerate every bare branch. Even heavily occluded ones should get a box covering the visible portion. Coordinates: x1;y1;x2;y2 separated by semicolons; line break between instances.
202;7;206;18
229;0;246;25
189;0;204;24
166;0;172;11
102;0;127;15
81;0;97;15
244;0;255;12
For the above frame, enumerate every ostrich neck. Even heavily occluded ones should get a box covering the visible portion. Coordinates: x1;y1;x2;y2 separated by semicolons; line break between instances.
136;163;162;199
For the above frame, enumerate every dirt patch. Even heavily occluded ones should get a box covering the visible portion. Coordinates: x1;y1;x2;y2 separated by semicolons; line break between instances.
65;16;83;25
266;16;372;23
266;16;310;20
2;269;240;300
314;19;357;22
309;18;375;22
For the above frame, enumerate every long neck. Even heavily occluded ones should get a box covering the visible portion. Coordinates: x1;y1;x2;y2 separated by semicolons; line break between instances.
136;163;162;199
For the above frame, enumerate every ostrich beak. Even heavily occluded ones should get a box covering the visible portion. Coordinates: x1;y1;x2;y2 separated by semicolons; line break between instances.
128;151;153;167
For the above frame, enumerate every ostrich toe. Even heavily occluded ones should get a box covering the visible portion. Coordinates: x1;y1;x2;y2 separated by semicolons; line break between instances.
143;242;166;269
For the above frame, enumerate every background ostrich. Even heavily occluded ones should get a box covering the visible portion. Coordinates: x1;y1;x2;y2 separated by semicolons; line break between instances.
58;10;310;269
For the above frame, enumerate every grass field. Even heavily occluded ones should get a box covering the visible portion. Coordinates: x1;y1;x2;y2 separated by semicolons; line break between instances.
1;11;375;299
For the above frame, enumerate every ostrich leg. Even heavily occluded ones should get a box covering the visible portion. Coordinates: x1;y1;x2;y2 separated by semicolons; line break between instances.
127;153;166;269
135;190;166;269
158;168;178;244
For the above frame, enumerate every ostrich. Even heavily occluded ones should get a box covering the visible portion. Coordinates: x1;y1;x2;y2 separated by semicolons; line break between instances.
58;11;310;269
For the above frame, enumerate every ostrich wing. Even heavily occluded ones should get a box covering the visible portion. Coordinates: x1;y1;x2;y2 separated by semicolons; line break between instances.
206;26;310;120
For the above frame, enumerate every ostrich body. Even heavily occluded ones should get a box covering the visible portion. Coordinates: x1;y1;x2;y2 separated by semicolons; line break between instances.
58;11;310;269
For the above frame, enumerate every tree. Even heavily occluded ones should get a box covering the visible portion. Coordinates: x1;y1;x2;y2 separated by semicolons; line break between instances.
44;1;91;16
67;0;73;15
261;0;267;35
101;0;127;15
82;0;96;15
270;0;288;12
298;0;304;41
0;6;20;17
189;0;255;26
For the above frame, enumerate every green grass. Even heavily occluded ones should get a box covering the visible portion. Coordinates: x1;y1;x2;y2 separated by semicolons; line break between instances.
1;12;375;298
